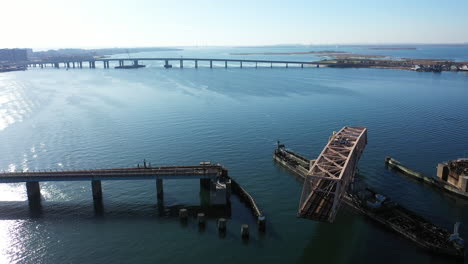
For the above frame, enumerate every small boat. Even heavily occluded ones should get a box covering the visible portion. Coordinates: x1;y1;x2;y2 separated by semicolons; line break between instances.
273;143;465;258
114;64;145;69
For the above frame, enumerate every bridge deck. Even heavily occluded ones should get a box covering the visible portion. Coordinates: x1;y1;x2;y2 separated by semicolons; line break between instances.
0;165;224;183
298;127;367;222
29;57;327;65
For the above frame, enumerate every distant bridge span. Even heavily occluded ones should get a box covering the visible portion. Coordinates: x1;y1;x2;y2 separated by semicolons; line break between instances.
27;57;333;69
298;126;367;222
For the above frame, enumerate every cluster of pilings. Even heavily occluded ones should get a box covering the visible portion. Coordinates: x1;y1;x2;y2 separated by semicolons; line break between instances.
178;208;256;240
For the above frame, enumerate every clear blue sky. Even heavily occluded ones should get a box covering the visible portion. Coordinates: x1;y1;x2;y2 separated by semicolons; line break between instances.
4;0;468;49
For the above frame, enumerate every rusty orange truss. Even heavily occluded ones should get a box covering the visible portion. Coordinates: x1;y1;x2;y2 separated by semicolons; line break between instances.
298;126;367;222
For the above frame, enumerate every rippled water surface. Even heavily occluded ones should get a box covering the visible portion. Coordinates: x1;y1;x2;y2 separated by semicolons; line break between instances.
0;47;468;263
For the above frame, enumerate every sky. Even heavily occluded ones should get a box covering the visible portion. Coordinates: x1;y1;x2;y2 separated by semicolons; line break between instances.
3;0;468;49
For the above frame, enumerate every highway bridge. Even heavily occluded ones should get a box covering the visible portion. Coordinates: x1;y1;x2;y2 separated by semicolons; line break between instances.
27;57;332;69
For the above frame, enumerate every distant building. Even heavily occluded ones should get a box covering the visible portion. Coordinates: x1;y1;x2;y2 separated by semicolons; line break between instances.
0;49;29;63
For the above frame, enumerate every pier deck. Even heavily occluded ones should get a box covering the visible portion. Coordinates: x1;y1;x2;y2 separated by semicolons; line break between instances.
0;164;228;204
0;165;225;183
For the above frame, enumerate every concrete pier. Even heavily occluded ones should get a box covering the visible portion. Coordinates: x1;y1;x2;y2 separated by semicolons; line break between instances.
156;179;163;201
179;208;188;220
210;60;213;68
225;61;227;68
197;213;206;226
218;218;227;232
240;61;243;68
195;60;198;68
91;180;102;200
134;60;138;66
180;59;183;68
258;216;266;232
241;224;249;239
286;63;288;68
26;181;41;201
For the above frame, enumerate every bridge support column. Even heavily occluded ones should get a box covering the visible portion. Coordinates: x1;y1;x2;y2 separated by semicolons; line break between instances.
210;60;212;68
119;60;124;67
156;179;164;201
40;64;43;68
91;180;102;200
54;63;59;68
164;60;169;68
240;61;243;68
134;60;138;66
286;63;288;68
73;62;75;68
195;60;198;68
255;62;257;68
66;62;70;68
271;63;273;68
301;64;304;68
79;62;83;68
26;181;41;202
180;60;183;68
225;61;227;68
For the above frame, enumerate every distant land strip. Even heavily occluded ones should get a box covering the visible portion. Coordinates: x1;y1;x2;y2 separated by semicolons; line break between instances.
357;47;417;50
229;50;347;55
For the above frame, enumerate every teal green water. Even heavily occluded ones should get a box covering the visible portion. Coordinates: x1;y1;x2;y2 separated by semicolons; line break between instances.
0;47;468;263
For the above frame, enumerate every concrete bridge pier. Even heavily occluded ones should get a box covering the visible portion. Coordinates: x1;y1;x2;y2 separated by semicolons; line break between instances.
225;61;227;68
195;60;198;68
79;62;82;68
40;64;43;68
240;61;243;68
156;179;164;201
286;63;288;68
210;60;213;68
66;62;70;68
271;63;273;68
180;60;183;68
26;181;41;202
91;180;102;200
164;60;169;68
54;63;59;68
133;60;138;66
119;60;124;67
255;62;258;68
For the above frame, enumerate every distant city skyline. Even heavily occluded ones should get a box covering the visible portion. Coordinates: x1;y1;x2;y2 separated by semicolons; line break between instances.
3;0;468;49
